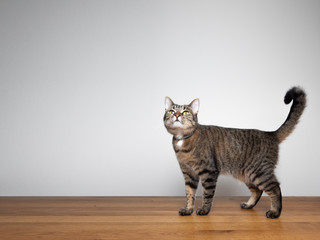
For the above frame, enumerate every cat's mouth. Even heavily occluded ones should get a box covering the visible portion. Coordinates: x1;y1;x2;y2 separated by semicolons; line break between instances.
173;120;183;127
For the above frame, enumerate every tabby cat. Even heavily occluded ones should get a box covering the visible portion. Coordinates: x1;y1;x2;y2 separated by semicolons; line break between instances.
163;87;306;218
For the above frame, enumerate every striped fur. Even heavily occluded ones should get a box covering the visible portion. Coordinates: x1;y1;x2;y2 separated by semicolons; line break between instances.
164;87;306;218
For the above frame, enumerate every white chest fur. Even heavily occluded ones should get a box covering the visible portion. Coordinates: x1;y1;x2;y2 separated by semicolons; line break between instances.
176;140;183;147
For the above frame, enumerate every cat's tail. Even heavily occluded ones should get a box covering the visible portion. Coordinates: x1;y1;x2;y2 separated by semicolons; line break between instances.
274;87;306;142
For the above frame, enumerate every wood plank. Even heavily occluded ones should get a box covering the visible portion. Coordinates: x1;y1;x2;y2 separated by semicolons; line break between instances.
0;197;319;240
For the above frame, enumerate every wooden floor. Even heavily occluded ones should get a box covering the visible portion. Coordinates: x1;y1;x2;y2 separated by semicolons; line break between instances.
0;197;319;240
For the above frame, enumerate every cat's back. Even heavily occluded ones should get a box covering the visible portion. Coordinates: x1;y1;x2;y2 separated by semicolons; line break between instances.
198;124;277;149
196;124;279;172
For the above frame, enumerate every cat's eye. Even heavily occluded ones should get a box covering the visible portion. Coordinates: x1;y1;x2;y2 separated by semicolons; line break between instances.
183;111;190;116
168;110;175;115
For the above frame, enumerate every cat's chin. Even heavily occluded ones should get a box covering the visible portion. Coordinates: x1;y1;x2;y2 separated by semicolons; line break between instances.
172;121;183;128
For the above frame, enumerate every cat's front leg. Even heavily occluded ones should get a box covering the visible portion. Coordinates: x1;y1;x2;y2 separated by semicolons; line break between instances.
179;165;199;216
179;184;198;216
196;168;219;216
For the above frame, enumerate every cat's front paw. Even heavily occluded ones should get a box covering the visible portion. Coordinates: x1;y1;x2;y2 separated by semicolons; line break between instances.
179;208;193;216
196;207;211;216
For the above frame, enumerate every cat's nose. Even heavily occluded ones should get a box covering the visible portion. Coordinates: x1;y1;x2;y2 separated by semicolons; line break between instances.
175;112;181;118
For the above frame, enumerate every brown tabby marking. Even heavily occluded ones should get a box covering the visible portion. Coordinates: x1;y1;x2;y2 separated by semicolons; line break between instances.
164;87;306;218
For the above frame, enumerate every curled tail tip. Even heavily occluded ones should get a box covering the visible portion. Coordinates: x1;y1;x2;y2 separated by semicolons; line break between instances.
276;86;306;142
284;86;306;105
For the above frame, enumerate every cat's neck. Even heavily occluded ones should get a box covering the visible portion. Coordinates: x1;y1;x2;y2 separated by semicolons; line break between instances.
173;130;195;141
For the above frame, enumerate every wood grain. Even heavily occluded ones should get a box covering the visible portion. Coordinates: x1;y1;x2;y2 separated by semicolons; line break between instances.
0;197;319;239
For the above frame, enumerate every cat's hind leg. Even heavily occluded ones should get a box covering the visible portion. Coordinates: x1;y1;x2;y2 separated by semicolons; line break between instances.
241;183;263;209
262;181;282;219
254;173;282;218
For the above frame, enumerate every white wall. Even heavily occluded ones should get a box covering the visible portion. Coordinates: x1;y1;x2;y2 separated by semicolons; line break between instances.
0;0;319;196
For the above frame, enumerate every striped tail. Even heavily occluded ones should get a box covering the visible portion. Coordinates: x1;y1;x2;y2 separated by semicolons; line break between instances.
275;87;306;142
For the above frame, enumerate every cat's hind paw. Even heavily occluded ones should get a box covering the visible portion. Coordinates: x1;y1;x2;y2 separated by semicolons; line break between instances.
240;202;254;209
266;210;281;219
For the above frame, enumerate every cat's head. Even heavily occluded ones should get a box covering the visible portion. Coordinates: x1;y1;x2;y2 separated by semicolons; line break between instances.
163;97;199;138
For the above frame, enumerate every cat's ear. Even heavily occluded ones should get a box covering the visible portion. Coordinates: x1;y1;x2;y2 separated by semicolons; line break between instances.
189;98;200;114
165;96;174;110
